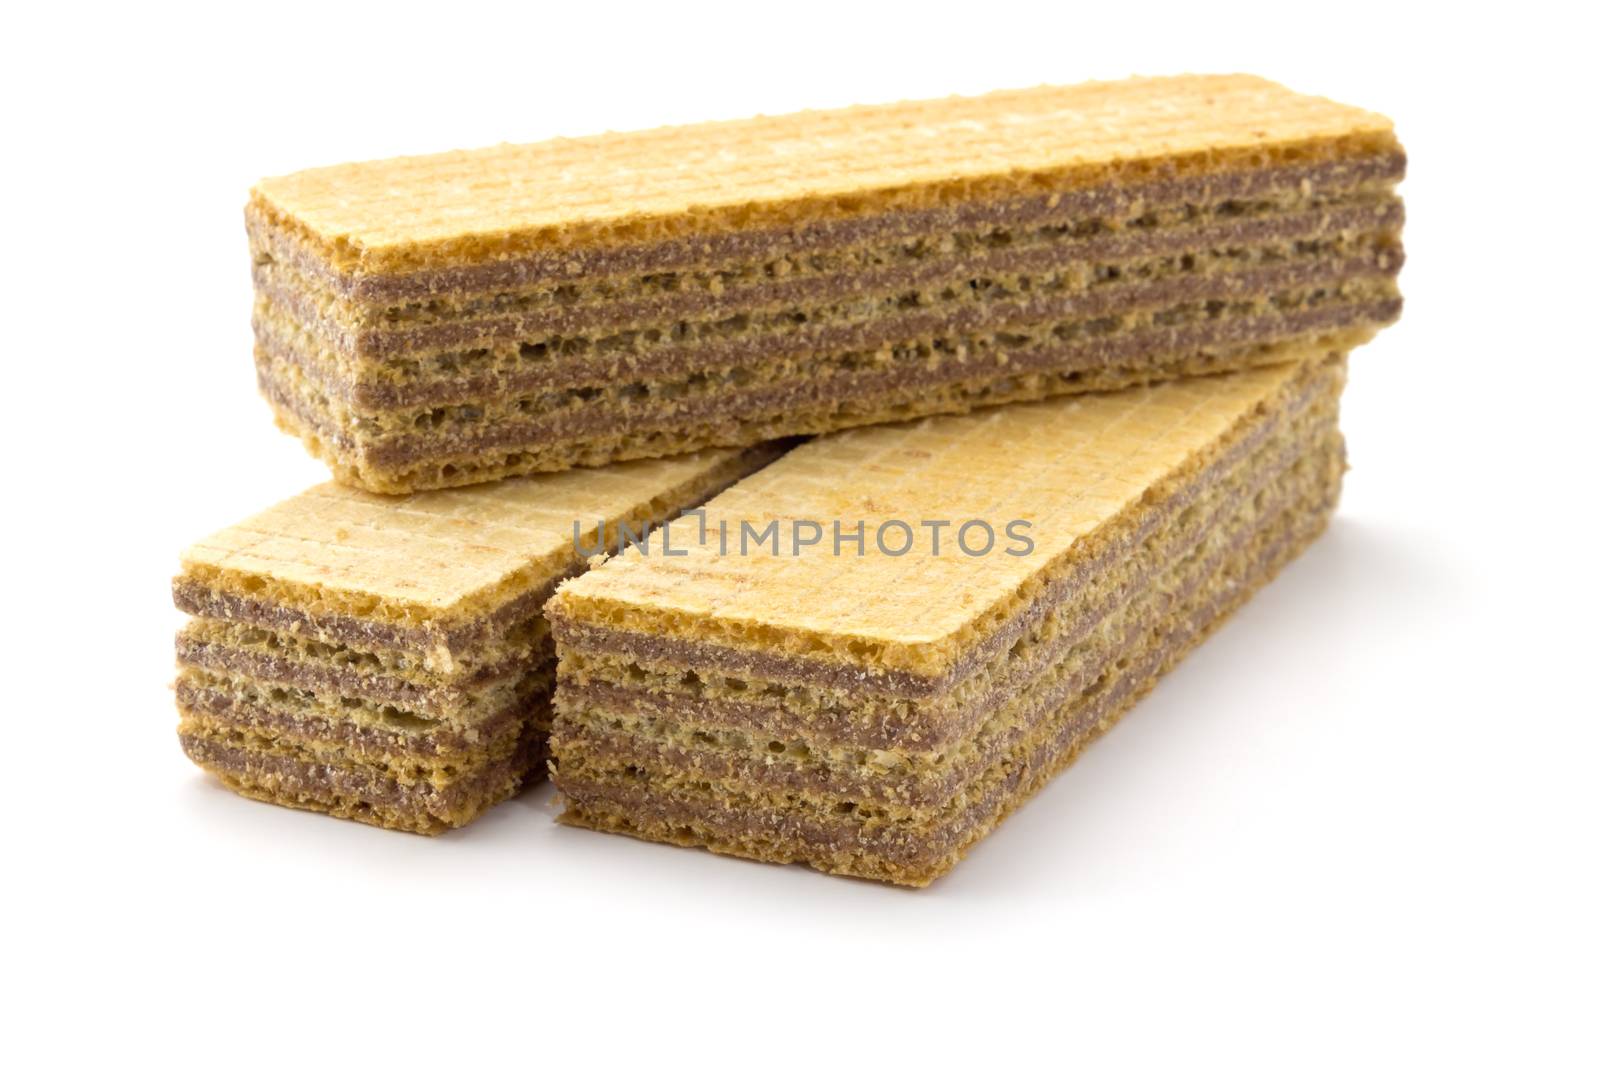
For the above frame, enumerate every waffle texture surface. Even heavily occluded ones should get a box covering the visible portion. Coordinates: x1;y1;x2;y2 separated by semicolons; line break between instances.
252;74;1394;268
555;357;1319;672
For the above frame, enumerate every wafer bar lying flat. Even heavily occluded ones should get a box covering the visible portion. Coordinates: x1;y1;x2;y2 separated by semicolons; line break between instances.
172;447;773;833
547;352;1348;884
250;75;1402;494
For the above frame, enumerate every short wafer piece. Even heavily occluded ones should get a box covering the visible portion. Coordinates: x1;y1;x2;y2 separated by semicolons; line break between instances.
547;352;1349;884
173;447;775;833
250;75;1402;492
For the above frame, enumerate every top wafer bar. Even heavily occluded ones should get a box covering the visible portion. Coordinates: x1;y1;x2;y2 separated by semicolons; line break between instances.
250;74;1404;493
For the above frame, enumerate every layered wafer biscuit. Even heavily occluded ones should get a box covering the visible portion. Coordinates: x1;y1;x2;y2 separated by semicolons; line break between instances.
547;352;1349;884
250;74;1402;493
172;447;774;833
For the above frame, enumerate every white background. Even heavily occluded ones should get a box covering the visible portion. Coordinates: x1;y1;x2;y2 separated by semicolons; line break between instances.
6;2;1595;1062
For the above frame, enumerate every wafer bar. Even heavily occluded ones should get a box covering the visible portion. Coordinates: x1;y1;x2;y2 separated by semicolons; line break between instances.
173;447;774;833
546;352;1349;884
250;75;1402;493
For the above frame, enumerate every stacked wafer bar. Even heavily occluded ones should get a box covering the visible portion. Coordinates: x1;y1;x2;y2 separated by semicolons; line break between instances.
173;447;773;833
546;353;1349;885
248;74;1403;493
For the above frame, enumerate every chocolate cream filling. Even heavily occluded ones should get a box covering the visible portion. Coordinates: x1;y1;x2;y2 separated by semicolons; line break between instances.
249;153;1405;302
256;198;1402;360
176;677;546;760
181;731;544;826
258;236;1401;407
264;295;1392;468
172;569;570;659
557;501;1331;874
175;631;553;712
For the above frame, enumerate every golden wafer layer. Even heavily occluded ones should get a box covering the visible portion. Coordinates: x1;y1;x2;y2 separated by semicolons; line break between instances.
252;75;1394;270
